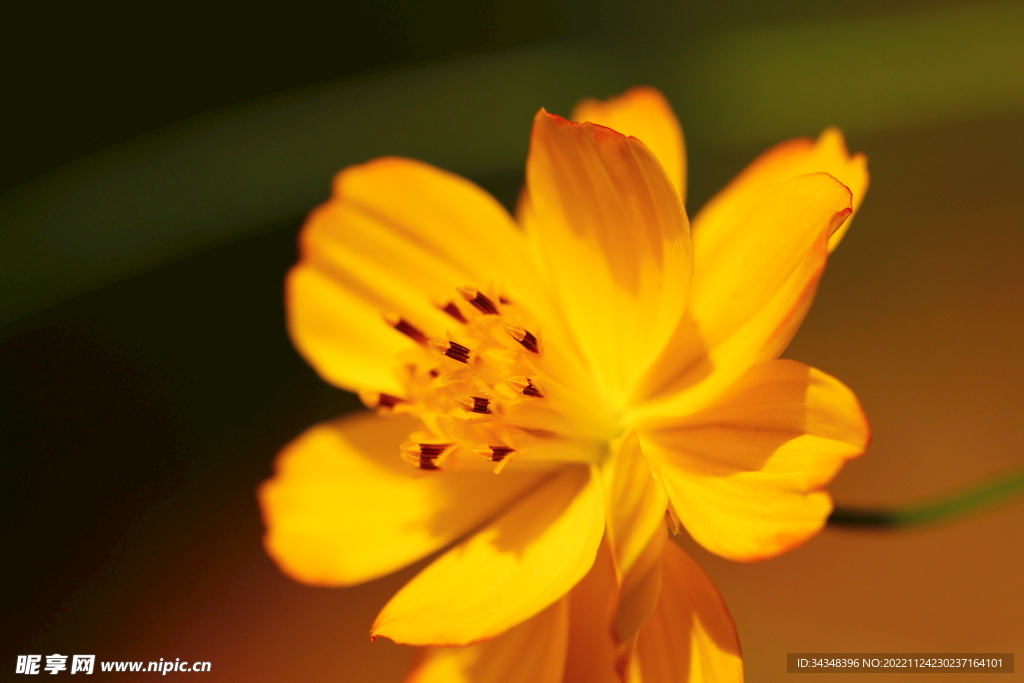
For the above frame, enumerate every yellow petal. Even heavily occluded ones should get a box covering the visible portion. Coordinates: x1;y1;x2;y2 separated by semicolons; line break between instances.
258;412;547;586
404;600;569;683
629;542;743;683
602;432;669;576
572;87;687;203
696;127;867;251
290;156;550;393
614;530;666;647
287;265;408;395
690;173;850;349
639;360;869;562
373;465;604;646
524;110;692;401
564;540;620;683
630;173;850;416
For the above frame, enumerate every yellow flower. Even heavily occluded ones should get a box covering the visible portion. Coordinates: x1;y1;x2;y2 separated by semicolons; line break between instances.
407;530;743;683
259;87;869;677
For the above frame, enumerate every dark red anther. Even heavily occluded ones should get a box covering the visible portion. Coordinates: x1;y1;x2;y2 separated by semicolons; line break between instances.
378;393;406;409
505;324;540;353
459;287;499;315
470;292;498;315
386;314;429;345
439;301;468;323
417;443;450;470
470;397;492;414
518;329;539;353
522;379;543;397
444;341;471;364
488;446;514;462
418;443;450;457
403;441;451;471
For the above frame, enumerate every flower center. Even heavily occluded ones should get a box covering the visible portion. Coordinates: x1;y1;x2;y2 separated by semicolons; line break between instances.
361;285;615;472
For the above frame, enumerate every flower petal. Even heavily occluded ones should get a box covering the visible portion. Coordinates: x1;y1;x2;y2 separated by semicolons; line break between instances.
639;360;869;562
614;530;666;648
571;87;686;202
372;464;604;646
404;601;569;683
630;173;851;416
602;432;668;576
696;127;867;251
287;265;408;395
629;541;743;683
564;540;620;683
524;110;692;400
258;412;547;586
290;156;550;393
690;173;850;352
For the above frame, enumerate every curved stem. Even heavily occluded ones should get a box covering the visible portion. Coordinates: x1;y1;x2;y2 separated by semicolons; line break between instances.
828;466;1024;528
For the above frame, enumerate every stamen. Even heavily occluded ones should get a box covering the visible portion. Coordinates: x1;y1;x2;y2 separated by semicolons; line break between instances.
489;446;514;461
383;313;428;345
401;442;452;471
458;287;499;315
378;393;405;408
457;394;492;414
438;301;468;323
473;444;515;462
504;324;540;353
359;390;407;410
381;285;605;472
508;376;544;398
430;339;472;364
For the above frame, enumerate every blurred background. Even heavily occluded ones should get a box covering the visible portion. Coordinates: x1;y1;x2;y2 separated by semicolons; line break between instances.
2;0;1022;680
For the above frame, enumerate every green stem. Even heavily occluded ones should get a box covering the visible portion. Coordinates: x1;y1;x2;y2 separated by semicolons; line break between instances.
828;466;1024;528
